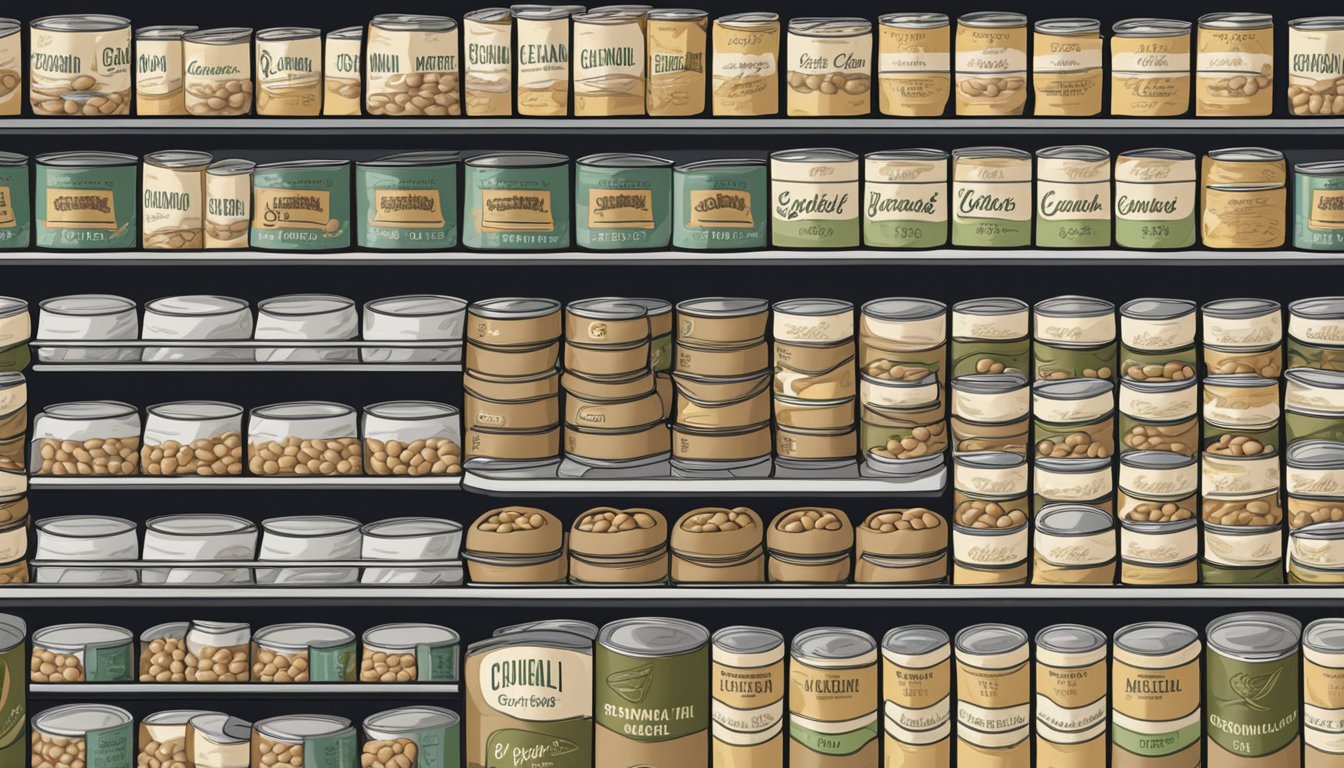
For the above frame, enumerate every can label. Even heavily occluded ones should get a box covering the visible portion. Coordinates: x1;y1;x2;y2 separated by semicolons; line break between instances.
309;642;356;682
257;35;322;116
878;24;950;116
711;19;778;117
135;38;185;115
647;17;706;116
597;647;709;742
1111;33;1191;116
955;22;1027;115
469;644;594;768
574;18;645;116
465;18;512;116
1207;649;1299;759
0;637;24;766
29;25;132;116
786;30;872;117
365;24;461;116
184;40;252;116
323;35;361;116
0;30;19;116
516;16;570;116
143;162;205;249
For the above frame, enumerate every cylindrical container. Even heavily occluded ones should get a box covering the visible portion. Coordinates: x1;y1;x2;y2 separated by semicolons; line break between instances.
362;401;462;477
1289;18;1344;117
323;27;362;116
1295;161;1344;251
31;403;140;477
785;18;872;117
955;12;1028;116
1111;622;1201;768
464;151;571;250
711;12;779;116
464;8;513;116
596;617;709;768
1035;625;1108;768
135;26;197;115
951;147;1032;248
950;373;1030;457
35;152;137;250
1033;296;1118;381
1111;19;1192;117
1032;504;1117;584
951;297;1030;378
1033;19;1102;116
0;614;22;766
251;715;355;767
32;704;133;768
514;5;577;117
770;148;860;249
882;626;950;768
247;402;361;477
1032;378;1116;460
183;28;253;116
863;149;949;249
1120;298;1198;382
673;159;767;250
254;27;321;117
877;14;950;117
1304;618;1344;765
646;9;706;116
1289;296;1344;370
1202;298;1283;373
1035;456;1113;513
789;627;879;768
1201;147;1287;250
356;151;460;250
1120;378;1199;456
954;624;1030;768
1288;440;1344;531
1114;149;1198;250
28;15;132;116
31;623;133;682
0;20;19;116
251;623;356;682
1035;146;1111;248
0;153;31;250
365;14;461;116
204;158;253;249
952;452;1029;583
576;153;673;250
142;150;210;250
572;9;647;117
1286;368;1344;444
1196;13;1273;117
250;160;350;251
859;297;947;382
712;626;784;767
361;624;459;682
141;400;245;475
1205;613;1301;768
362;707;461;768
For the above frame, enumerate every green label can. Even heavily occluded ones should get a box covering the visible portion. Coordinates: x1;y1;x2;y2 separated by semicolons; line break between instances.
951;147;1032;248
465;151;570;250
575;153;673;250
250;160;351;251
33;704;133;768
0;614;24;767
356;151;460;250
35;151;137;250
770;148;860;248
863;149;949;249
596;617;710;768
363;706;461;768
1115;149;1197;250
1295;161;1344;251
1205;612;1301;768
252;715;357;768
0;153;29;249
673;159;767;250
1036;145;1112;248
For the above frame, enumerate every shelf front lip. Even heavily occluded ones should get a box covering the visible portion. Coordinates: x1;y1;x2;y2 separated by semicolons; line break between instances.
32;363;462;372
29;682;460;695
29;476;462;490
462;468;947;497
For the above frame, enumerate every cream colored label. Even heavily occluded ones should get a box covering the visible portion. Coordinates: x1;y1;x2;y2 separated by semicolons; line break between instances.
1034;465;1111;501
142;162;204;247
952;311;1028;340
1112;35;1191;74
464;18;511;114
955;26;1027;74
366;25;460;115
713;699;783;735
517;16;570;116
46;187;117;229
772;178;857;222
1202;186;1285;249
372;189;445;228
574;18;644;114
136;38;183;96
478;189;554;232
866;171;946;223
1304;709;1344;750
883;654;950;710
712;19;779;116
253;188;331;230
0;380;26;412
958;700;1029;734
184;40;251;114
1203;311;1282;347
1291;27;1344;80
953;180;1031;223
883;697;950;734
323;36;362;115
789;658;877;722
1111;654;1200;722
1291;314;1344;346
1033;388;1114;424
205;171;250;248
1037;178;1109;222
1311;190;1344;231
30;26;132;94
1034;312;1116;346
1119;461;1197;498
1197;27;1272;74
1123;313;1196;350
954;460;1027;495
1034;530;1115;567
1201;454;1280;495
1288;465;1344;496
880;52;950;73
1035;694;1105;734
786;30;872;116
1120;382;1196;420
787;32;871;76
588;187;654;229
1033;34;1102;73
1115;181;1196;221
1291;533;1344;568
861;377;940;409
0;30;19;113
1288;377;1344;413
475;645;593;721
648;18;706;116
713;655;784;711
1122;524;1197;564
952;526;1028;566
1204;525;1282;567
257;35;321;115
687;189;754;229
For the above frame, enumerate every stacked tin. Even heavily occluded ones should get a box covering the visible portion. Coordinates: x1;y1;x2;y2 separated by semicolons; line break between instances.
671;298;772;477
1117;299;1200;584
1030;296;1118;584
771;299;858;477
560;298;670;478
1200;298;1284;583
1200;148;1287;250
950;298;1030;584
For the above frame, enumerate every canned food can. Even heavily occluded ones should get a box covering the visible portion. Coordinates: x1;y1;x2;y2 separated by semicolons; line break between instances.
1031;504;1117;584
33;704;133;768
0;615;23;765
0;153;30;249
251;715;356;768
1289;297;1344;370
255;27;321;116
1289;17;1344;117
673;159;767;250
789;627;879;768
356;151;460;250
1035;624;1107;768
770;148;860;248
134;26;198;116
35;151;138;250
1035;146;1111;248
955;13;1028;116
142;150;211;250
882;625;951;768
324;27;362;116
32;623;133;682
250;160;351;251
711;13;780;117
362;706;461;768
647;9;707;116
1201;147;1286;250
877;14;950;117
464;8;513;116
1296;161;1344;251
786;18;873;117
951;147;1032;248
863;149;948;249
464;151;571;250
1304;618;1344;764
573;10;647;116
576;153;673;249
183;28;253;116
1114;149;1197;250
1033;19;1102;116
712;626;784;767
515;6;577;116
1196;13;1273;117
366;15;461;117
1111;19;1192;117
1111;622;1201;767
954;624;1030;768
0;20;19;116
29;15;132;116
1205;613;1301;768
205;159;254;249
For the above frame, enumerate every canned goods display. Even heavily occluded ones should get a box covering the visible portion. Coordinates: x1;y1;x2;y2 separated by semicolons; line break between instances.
32;704;133;768
882;626;950;768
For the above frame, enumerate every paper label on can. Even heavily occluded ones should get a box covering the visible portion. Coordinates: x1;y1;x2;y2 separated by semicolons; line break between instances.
587;188;654;229
300;731;357;768
310;642;356;681
574;20;644;94
688;189;754;228
882;697;950;731
713;658;783;710
1304;703;1344;735
865;181;945;223
372;189;446;228
1033;34;1102;73
879;51;950;74
30;27;132;92
485;723;592;768
1111;710;1201;756
417;643;458;681
46;188;118;229
517;16;570;116
85;721;133;768
400;723;456;768
1122;524;1197;565
185;40;249;90
1112;44;1190;74
478;189;554;232
1197;51;1273;73
1291;29;1344;79
788;33;870;76
953;181;1031;222
957;700;1029;733
1206;650;1299;758
715;51;777;78
137;39;183;96
712;699;783;733
597;646;708;742
1203;527;1282;567
0;187;13;228
254;188;332;229
1038;180;1109;221
1116;182;1196;221
480;645;593;722
1035;694;1106;733
1311;190;1344;231
0;641;21;758
789;713;878;755
772;179;856;222
367;27;459;91
143;163;204;240
87;642;132;681
466;20;512;87
955;27;1027;74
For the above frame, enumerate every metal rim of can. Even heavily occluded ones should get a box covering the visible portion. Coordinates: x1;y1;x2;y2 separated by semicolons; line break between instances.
1120;376;1197;396
952;450;1026;472
0;19;18;36
146;511;252;536
1120;297;1196;321
33;704;134;737
255;159;351;171
33;623;133;652
1285;366;1344;392
788;17;872;36
573;10;646;25
953;146;1032;161
958;12;1027;28
1113;621;1198;656
363;706;461;735
467;151;568;169
493;619;598;638
183;27;253;45
861;297;947;322
882;625;949;656
208;158;257;176
0;152;26;166
1207;147;1285;164
465;8;513;23
141;709;216;728
31;14;131;32
135;25;199;40
514;6;582;20
259;293;354;317
359;151;461;168
1287;439;1344;469
770;148;859;164
1206;183;1283;194
1202;372;1279;389
713;625;784;654
145;150;213;169
1121;516;1197;534
772;297;854;316
865;148;949;163
951;372;1028;395
1289;16;1344;30
1290;520;1344;542
648;9;708;21
329;26;363;40
469;296;561;319
37;151;138;168
1202;296;1281;319
578;153;675;169
1118;148;1196;162
954;623;1028;656
1119;449;1197;471
144;295;248;318
360;514;461;541
716;12;779;27
1035;504;1113;537
1206;612;1301;662
1032;377;1114;401
254;622;355;652
249;401;356;423
879;13;949;29
1036;456;1112;474
255;714;354;743
567;297;649;321
953;296;1029;317
1112;18;1192;37
1294;160;1344;176
674;158;766;173
599;616;710;657
362;622;459;649
791;626;876;663
370;14;458;32
365;295;467;319
40;401;138;422
675;296;768;318
1035;623;1107;655
1035;294;1115;318
1290;296;1344;321
1033;18;1101;35
1198;12;1273;30
1305;618;1344;654
256;27;320;41
39;294;135;317
1036;145;1110;162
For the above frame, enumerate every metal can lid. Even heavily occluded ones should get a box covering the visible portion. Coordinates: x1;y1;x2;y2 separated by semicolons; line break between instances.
259;294;354;316
147;513;253;536
648;9;708;21
363;706;460;735
600;617;710;657
771;148;859;164
1199;12;1273;29
1034;17;1100;34
568;297;649;321
250;401;357;425
953;297;1029;316
773;297;853;316
262;514;359;538
33;704;134;737
1033;378;1114;401
1202;373;1278;389
1207;147;1284;164
954;146;1032;161
959;12;1027;28
1305;618;1344;654
514;5;585;20
1035;456;1112;474
955;624;1028;655
208;158;256;176
1114;621;1199;655
676;296;768;318
578;152;674;169
328;26;363;40
1036;145;1110;162
135;25;199;40
465;8;513;23
792;627;877;661
717;12;779;26
1206;612;1301;662
188;714;251;745
363;623;459;649
1036;504;1113;536
0;151;26;167
1118;148;1196;162
1035;295;1115;318
40;401;138;422
183;27;253;44
866;148;949;163
574;9;646;24
879;13;949;29
674;157;766;173
714;625;784;655
256;714;353;742
469;629;594;657
1121;297;1196;320
882;625;949;656
142;709;217;726
255;159;351;171
366;295;467;318
371;14;458;32
1202;297;1281;319
862;297;947;322
1291;16;1344;30
0;19;18;36
788;17;872;35
468;151;568;169
951;372;1028;395
494;619;599;639
1036;624;1107;655
1287;439;1344;469
146;150;214;169
41;294;135;316
361;151;461;167
469;297;562;319
0;613;24;650
254;623;355;651
256;27;320;41
31;14;131;32
1119;450;1198;471
1291;296;1344;320
953;450;1026;471
37;151;138;168
1112;18;1192;36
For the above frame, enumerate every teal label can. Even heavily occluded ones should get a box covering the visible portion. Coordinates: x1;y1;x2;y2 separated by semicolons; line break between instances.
1035;145;1111;248
250;159;351;251
35;151;137;250
356;151;460;250
465;151;570;250
575;153;673;250
32;704;133;768
771;148;860;248
951;146;1032;248
1295;161;1344;251
363;707;461;768
1114;149;1197;250
673;158;767;250
0;153;29;249
863;149;948;249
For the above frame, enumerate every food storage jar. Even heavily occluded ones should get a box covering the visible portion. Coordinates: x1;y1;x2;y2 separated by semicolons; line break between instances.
361;517;464;584
142;401;244;477
142;295;252;362
255;295;357;363
141;514;257;584
257;515;361;584
32;623;133;682
252;623;356;682
31;401;140;476
34;515;138;584
247;402;361;476
361;624;461;682
363;401;462;476
36;295;138;363
362;295;467;363
32;704;134;768
252;715;356;768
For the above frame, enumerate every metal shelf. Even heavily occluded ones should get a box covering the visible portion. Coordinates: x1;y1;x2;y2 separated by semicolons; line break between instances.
32;363;460;372
29;683;459;696
462;468;947;496
29;476;461;490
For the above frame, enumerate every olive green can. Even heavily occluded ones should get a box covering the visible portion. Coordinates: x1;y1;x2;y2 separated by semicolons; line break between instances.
596;617;710;768
1296;161;1344;251
673;159;768;250
0;615;23;767
35;151;138;250
356;151;460;250
1205;612;1301;768
465;151;570;250
1114;149;1197;250
250;159;351;251
0;153;29;250
576;153;673;250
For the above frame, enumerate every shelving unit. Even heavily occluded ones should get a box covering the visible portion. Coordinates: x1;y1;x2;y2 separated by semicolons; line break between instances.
29;683;460;696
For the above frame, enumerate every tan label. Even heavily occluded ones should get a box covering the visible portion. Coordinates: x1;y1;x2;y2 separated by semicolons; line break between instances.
574;18;645;116
1037;659;1106;710
366;25;461;116
253;188;331;229
1311;189;1344;231
30;26;132;100
1305;658;1344;709
184;40;252;116
0;186;13;228
711;19;779;116
372;189;445;228
648;18;706;116
143;162;205;249
1112;658;1199;721
46;188;117;229
878;25;950;116
1032;31;1102;116
884;658;950;710
517;16;570;116
1201;186;1285;249
0;30;19;115
790;660;878;722
478;189;554;232
588;187;654;229
956;661;1028;711
465;18;512;116
323;36;362;115
714;659;784;710
135;38;185;115
205;171;250;248
786;31;872;116
1111;34;1191;116
955;23;1027;115
257;36;322;116
688;189;754;228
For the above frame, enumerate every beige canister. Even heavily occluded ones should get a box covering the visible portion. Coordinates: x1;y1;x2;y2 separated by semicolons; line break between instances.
1033;18;1102;116
1289;18;1344;117
1111;622;1202;768
877;14;950;117
1304;618;1344;767
365;14;461;116
955;12;1027;116
0;20;18;116
786;18;873;117
1035;625;1108;768
135;26;197;116
1111;19;1192;117
205;159;254;249
255;27;322;116
143;151;211;250
882;626;951;768
712;626;785;768
323;27;362;116
515;6;576;116
573;9;647;116
647;9;707;116
711;13;780;117
1196;13;1273;117
955;624;1030;768
29;15;133;116
789;628;879;768
464;8;513;116
1201;147;1287;250
183;28;253;116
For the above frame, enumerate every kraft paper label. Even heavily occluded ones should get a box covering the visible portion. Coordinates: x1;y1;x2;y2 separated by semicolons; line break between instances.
478;190;554;232
46;188;117;229
517;16;570;116
1113;658;1200;722
688;189;754;228
372;189;445;228
1311;190;1344;231
0;187;13;228
587;188;654;229
254;188;331;229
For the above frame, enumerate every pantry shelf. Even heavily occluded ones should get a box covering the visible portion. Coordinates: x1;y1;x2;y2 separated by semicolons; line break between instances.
461;468;947;497
28;683;460;697
28;476;462;490
31;363;462;372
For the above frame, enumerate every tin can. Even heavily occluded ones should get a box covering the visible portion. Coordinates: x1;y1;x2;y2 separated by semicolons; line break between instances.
1111;622;1201;768
35;151;137;250
142;150;210;250
0;20;18;116
954;624;1030;768
1111;19;1192;117
1114;149;1197;250
33;704;133;768
1033;295;1117;381
29;15;132;116
362;707;460;768
250;160;351;251
251;715;356;768
877;14;949;117
1289;17;1344;117
770;148;859;248
951;298;1029;378
0;614;23;767
1304;618;1344;765
465;151;570;250
789;627;878;768
1035;146;1111;248
863;149;948;249
1032;504;1117;584
576;153;673;249
646;9;706;116
1201;147;1286;249
464;8;513;116
205;159;254;249
1032;18;1102;116
1289;297;1344;370
573;9;647;116
786;18;872;117
597;617;710;768
255;27;321;116
1035;625;1107;768
515;6;577;116
1205;613;1301;768
1196;13;1273;117
356;151;460;250
673;159;767;250
134;26;197;116
1120;298;1198;380
952;453;1030;583
955;12;1028;116
366;14;461;116
711;13;779;116
882;625;950;768
324;27;362;116
183;28;253;116
712;626;784;767
0;153;30;250
1296;161;1344;251
951;147;1032;249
